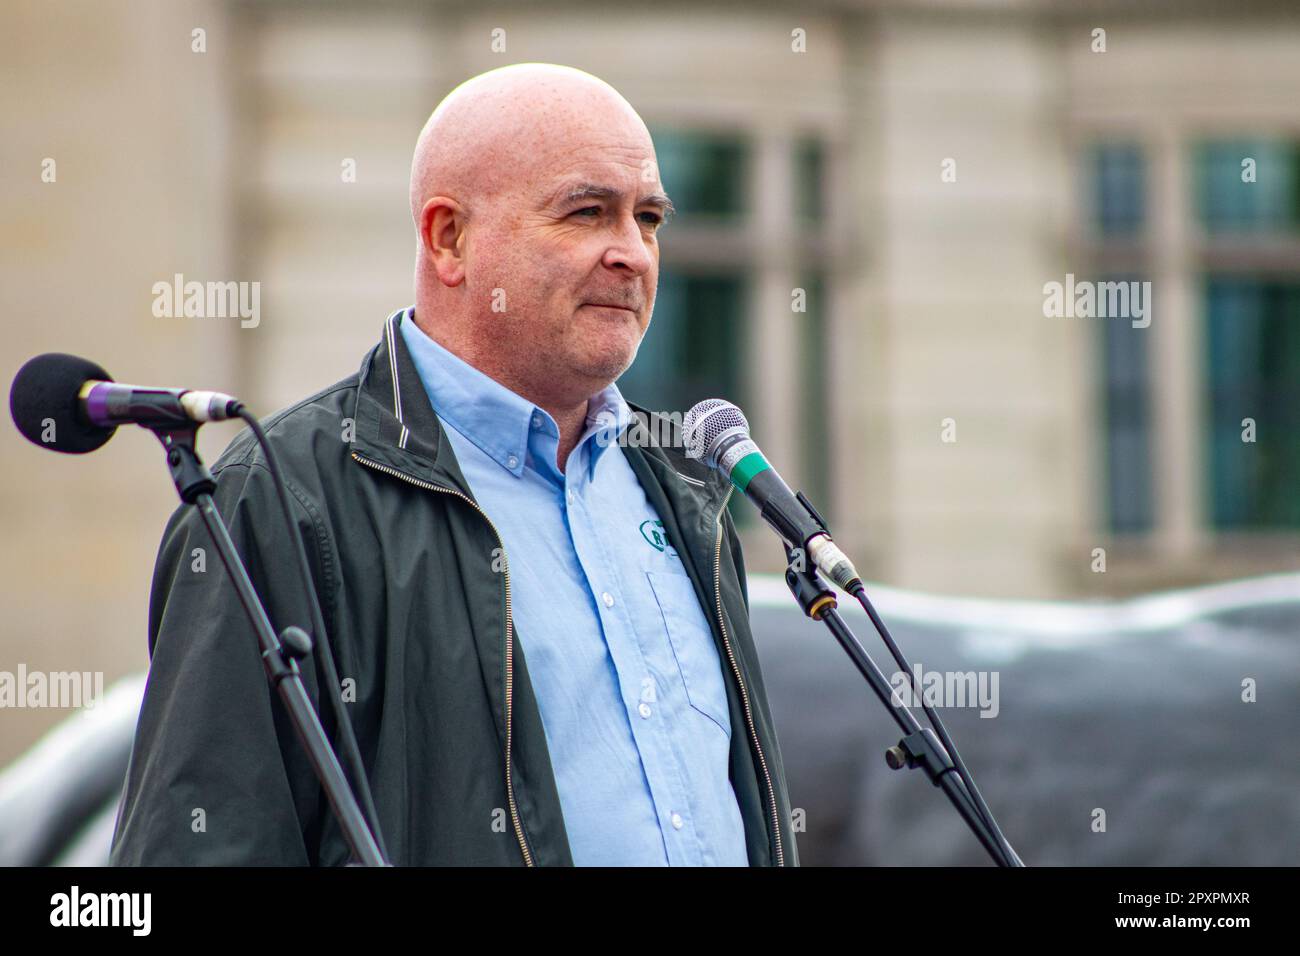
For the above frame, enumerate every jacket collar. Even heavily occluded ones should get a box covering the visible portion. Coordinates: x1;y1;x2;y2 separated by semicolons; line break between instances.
350;308;733;513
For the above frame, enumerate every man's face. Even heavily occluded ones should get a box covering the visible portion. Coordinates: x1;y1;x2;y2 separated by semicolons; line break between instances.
464;127;670;400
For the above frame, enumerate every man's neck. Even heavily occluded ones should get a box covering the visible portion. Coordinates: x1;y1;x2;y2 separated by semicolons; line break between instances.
547;402;590;475
412;310;594;475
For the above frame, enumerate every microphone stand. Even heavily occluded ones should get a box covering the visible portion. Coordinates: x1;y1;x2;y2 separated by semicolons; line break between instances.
152;424;388;867
781;512;1023;866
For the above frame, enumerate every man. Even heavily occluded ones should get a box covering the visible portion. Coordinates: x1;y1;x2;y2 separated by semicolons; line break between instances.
110;63;797;866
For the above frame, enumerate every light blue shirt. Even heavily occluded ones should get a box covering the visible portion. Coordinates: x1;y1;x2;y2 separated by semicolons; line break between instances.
399;310;748;866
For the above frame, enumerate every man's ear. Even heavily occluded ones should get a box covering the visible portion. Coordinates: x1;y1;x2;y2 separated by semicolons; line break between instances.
419;196;467;287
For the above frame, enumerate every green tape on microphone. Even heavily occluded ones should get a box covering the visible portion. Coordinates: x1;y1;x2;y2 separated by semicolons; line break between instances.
729;451;770;492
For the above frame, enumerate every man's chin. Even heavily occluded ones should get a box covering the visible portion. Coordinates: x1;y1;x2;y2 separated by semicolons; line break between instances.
570;344;637;391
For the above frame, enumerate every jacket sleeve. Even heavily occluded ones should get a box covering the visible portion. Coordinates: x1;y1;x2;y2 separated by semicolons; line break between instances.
110;459;330;865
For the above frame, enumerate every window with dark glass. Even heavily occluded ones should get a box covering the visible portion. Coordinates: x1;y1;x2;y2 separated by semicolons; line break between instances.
1195;139;1300;233
1203;276;1300;528
1100;288;1154;534
1089;142;1154;533
648;127;747;220
1196;137;1300;529
1093;142;1146;237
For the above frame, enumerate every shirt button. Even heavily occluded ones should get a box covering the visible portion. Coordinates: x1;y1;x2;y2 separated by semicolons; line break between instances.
670;813;684;830
601;592;614;608
566;489;575;506
531;413;542;429
506;454;518;469
638;702;652;719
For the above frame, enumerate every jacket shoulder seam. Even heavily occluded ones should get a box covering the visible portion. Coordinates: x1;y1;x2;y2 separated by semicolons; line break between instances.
281;472;338;641
222;379;359;469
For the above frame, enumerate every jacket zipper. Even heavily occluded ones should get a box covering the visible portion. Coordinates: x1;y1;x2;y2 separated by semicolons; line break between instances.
350;450;534;866
711;486;785;866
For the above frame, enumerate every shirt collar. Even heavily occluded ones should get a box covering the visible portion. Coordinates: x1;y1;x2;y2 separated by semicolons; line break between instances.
399;307;631;481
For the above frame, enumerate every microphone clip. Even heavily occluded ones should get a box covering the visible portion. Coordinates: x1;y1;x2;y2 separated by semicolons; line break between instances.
153;426;216;503
795;489;830;532
783;543;838;621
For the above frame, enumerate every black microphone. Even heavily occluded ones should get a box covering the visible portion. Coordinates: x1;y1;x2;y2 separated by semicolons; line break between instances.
9;352;242;454
684;398;861;592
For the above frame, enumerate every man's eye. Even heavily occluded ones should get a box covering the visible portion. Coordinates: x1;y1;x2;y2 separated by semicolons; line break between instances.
568;206;662;228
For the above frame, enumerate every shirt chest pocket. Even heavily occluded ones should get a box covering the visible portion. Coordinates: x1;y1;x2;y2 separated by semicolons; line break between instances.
646;570;732;739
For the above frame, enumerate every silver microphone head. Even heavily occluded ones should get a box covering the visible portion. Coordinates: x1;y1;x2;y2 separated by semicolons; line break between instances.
683;399;750;468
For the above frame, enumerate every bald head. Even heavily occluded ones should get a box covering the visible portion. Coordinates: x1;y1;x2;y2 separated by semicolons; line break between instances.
409;64;654;228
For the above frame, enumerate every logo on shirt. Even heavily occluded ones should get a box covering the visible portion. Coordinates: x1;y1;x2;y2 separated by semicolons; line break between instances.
639;519;678;557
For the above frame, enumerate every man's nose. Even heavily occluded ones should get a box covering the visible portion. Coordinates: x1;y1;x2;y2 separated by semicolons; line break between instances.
600;214;655;276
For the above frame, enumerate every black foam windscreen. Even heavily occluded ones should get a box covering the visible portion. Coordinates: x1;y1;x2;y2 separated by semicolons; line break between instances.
9;353;116;454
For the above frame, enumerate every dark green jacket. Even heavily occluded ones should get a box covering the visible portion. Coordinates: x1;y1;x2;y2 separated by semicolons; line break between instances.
110;310;798;866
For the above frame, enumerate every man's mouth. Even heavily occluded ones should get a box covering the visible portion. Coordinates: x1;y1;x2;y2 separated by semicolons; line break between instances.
583;302;637;315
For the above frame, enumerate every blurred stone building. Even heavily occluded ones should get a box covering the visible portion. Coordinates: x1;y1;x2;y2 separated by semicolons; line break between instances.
3;0;1299;761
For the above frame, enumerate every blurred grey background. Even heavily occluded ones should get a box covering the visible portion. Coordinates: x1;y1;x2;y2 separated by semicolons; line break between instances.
2;0;1298;863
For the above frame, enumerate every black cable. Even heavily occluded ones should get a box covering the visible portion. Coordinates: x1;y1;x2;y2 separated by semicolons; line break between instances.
849;581;1023;866
816;602;1015;866
235;406;389;864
